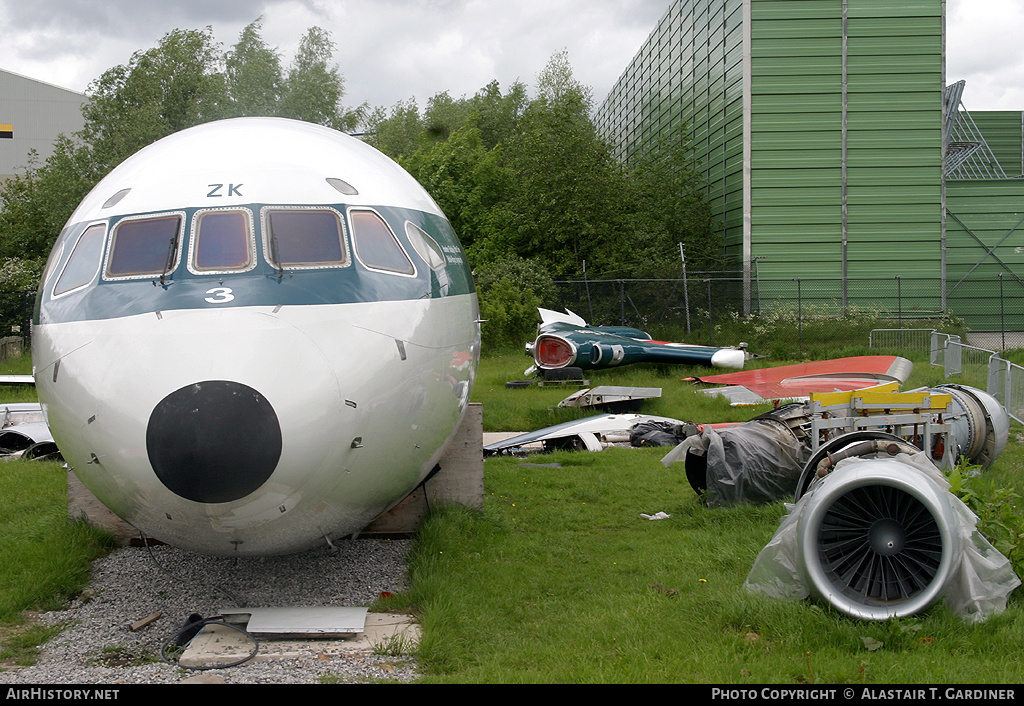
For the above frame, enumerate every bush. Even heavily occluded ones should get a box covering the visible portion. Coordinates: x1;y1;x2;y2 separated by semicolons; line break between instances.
475;257;556;351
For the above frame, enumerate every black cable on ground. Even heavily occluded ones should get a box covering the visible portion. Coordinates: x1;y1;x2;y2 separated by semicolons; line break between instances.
159;614;259;671
137;531;259;670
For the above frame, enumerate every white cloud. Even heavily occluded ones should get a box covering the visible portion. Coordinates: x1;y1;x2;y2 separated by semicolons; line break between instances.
0;0;665;108
946;0;1024;109
0;0;1020;111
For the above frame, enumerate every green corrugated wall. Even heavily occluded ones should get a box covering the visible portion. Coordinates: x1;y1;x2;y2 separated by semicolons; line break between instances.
595;0;946;298
944;179;1024;330
749;0;944;286
749;0;845;279
594;0;1024;331
595;0;747;264
967;111;1024;177
946;179;1024;277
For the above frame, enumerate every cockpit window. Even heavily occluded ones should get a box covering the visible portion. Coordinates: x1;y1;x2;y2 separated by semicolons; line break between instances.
53;223;105;296
106;214;182;278
263;208;347;268
192;209;253;272
350;210;415;275
405;222;446;270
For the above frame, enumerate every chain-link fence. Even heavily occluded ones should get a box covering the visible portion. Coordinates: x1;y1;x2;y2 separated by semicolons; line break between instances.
551;274;1024;350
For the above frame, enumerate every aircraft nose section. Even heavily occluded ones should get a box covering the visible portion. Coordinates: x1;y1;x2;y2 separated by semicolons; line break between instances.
146;380;283;504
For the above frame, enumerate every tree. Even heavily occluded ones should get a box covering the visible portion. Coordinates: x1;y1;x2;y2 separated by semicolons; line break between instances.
0;27;230;261
366;82;529;262
0;141;96;260
365;80;528;159
82;27;229;171
626;132;723;275
474;255;557;349
363;52;722;279
402;125;513;258
0;22;363;262
422;91;472;143
466;80;528;149
363;99;424;160
225;18;284;117
534;48;593;107
495;51;633;276
278;27;364;131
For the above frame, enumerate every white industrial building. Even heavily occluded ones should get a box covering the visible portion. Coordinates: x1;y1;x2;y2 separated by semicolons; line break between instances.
0;68;86;183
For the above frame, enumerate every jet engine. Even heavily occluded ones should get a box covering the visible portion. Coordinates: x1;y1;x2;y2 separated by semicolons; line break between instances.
745;432;1020;621
937;383;1009;470
794;452;962;620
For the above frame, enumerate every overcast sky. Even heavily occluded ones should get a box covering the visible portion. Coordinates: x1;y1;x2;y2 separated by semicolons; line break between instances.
1;0;1021;113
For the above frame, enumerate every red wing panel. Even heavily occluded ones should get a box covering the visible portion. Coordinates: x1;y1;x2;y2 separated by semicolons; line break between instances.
693;356;913;400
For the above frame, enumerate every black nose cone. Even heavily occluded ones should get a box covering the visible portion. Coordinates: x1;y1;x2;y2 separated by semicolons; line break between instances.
147;381;282;503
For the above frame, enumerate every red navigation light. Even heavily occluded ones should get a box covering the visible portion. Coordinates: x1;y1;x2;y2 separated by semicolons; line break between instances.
535;335;574;368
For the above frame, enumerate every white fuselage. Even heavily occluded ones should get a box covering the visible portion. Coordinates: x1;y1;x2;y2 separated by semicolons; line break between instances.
35;297;475;555
32;117;480;555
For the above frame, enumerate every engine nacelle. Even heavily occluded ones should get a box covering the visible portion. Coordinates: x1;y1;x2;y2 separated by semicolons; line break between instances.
746;438;1021;621
795;457;962;620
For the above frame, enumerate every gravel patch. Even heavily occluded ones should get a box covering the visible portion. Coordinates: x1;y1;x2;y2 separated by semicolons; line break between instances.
0;539;419;685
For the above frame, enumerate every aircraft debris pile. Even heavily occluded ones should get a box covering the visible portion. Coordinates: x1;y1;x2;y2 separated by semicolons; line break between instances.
630;419;700;448
664;381;1018;622
691;355;915;405
661;403;812;507
484;414;694;456
0;402;61;461
664;382;1008;507
486;349;1020;622
557;386;662;413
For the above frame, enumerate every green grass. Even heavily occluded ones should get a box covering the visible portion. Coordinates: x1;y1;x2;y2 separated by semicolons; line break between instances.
0;351;38;405
2;344;1023;682
0;460;114;623
0;351;114;667
0;459;114;668
405;450;1024;683
398;348;1024;683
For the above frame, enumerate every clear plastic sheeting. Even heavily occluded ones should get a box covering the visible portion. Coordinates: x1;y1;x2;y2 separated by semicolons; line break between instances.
662;419;810;507
744;452;1020;622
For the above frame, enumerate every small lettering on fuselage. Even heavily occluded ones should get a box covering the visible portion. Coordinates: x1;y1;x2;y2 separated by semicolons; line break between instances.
207;183;244;197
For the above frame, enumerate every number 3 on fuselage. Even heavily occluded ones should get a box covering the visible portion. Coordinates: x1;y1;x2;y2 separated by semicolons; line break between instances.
205;288;234;304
